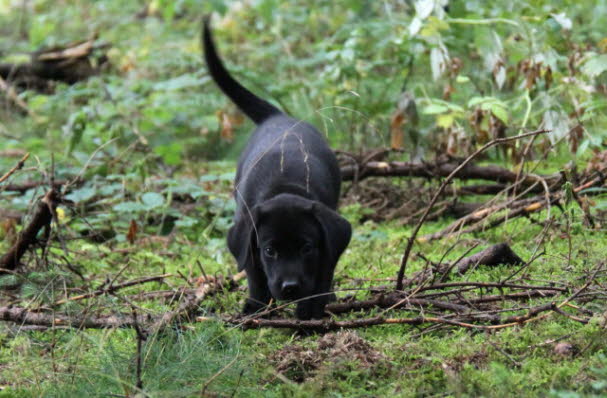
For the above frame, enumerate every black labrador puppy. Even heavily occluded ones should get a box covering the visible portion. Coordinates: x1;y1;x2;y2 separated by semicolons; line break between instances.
202;20;352;320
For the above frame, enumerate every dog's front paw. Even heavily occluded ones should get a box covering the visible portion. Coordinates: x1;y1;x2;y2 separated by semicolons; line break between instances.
242;299;269;316
295;300;326;320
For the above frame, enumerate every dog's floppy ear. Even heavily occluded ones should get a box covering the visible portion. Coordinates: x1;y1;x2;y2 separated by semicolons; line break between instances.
227;211;260;271
312;203;352;268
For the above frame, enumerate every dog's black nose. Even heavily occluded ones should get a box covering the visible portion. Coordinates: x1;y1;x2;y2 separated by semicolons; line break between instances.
281;281;300;299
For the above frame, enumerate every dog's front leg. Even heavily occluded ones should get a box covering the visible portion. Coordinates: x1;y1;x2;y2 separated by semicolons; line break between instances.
295;275;334;320
243;265;272;316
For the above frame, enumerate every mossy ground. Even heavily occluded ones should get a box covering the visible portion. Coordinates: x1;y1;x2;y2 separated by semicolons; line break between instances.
1;1;607;397
0;184;605;397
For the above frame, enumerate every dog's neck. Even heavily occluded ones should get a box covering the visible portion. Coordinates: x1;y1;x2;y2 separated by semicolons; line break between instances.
264;182;315;201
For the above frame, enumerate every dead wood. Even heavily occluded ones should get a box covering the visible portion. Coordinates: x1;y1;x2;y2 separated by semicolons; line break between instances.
0;149;28;158
425;174;605;241
452;290;559;305
1;180;69;193
340;157;561;187
0;37;109;93
0;305;144;328
0;76;35;117
54;273;173;305
326;294;470;315
420;197;539;241
395;129;548;290
0;153;29;184
0;189;60;271
149;271;246;332
454;243;524;274
127;289;195;301
393;243;524;289
416;281;568;293
445;184;509;196
227;300;572;331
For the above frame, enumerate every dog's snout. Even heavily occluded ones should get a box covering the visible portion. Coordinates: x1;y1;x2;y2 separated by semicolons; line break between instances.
281;280;300;299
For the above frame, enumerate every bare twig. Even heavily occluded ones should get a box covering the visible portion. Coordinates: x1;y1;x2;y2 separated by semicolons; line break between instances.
395;129;548;290
1;179;71;194
149;271;246;333
0;189;60;271
54;274;173;305
0;305;142;328
131;307;146;392
0;152;29;184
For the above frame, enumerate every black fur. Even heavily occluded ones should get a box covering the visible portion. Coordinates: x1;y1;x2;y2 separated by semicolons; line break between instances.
202;18;352;320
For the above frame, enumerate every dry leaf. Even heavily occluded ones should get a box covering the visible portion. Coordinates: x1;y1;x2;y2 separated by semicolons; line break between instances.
390;111;405;150
390;92;418;150
217;110;234;142
127;219;138;244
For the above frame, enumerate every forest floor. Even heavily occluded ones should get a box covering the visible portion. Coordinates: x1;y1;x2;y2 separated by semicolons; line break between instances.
1;1;607;397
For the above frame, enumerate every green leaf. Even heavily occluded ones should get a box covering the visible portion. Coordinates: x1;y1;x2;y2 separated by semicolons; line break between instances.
170;183;209;199
141;192;165;209
467;96;488;108
581;54;607;78
175;217;199;228
490;104;509;123
436;113;455;128
154;143;183;166
65;187;96;203
64;110;87;155
423;104;449;114
113;202;146;213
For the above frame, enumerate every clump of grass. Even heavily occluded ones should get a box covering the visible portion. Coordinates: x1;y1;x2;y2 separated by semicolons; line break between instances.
6;322;252;397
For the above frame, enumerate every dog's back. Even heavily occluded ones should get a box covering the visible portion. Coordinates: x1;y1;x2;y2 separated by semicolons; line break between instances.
202;19;341;209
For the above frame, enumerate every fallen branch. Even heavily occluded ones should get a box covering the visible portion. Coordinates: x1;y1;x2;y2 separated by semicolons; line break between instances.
416;281;568;293
326;294;470;315
0;189;60;271
453;243;524;274
149;271;246;333
1;180;69;193
227;300;571;331
340;157;560;187
396;243;524;289
445;184;509;196
0;305;142;328
0;36;109;92
0;153;29;184
420;197;539;241
425;174;605;241
0;76;37;118
395;129;548;290
54;273;173;305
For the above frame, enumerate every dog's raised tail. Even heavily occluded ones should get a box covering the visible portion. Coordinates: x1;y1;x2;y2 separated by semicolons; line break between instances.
202;17;281;125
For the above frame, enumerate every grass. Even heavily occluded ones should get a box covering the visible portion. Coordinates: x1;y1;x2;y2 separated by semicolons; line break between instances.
0;203;605;397
1;0;607;397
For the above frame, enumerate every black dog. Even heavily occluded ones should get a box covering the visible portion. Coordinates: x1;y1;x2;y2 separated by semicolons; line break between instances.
202;20;352;320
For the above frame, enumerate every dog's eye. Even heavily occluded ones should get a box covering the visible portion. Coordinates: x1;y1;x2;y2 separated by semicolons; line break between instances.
264;246;277;257
301;243;314;255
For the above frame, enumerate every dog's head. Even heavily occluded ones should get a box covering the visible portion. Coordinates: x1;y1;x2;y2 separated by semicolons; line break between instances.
228;193;351;301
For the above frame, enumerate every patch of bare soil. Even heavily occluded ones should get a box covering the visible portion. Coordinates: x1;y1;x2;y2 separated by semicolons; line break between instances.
270;331;388;382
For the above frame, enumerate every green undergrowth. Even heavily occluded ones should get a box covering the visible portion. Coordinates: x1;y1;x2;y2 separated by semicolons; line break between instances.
0;187;606;397
2;0;607;396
